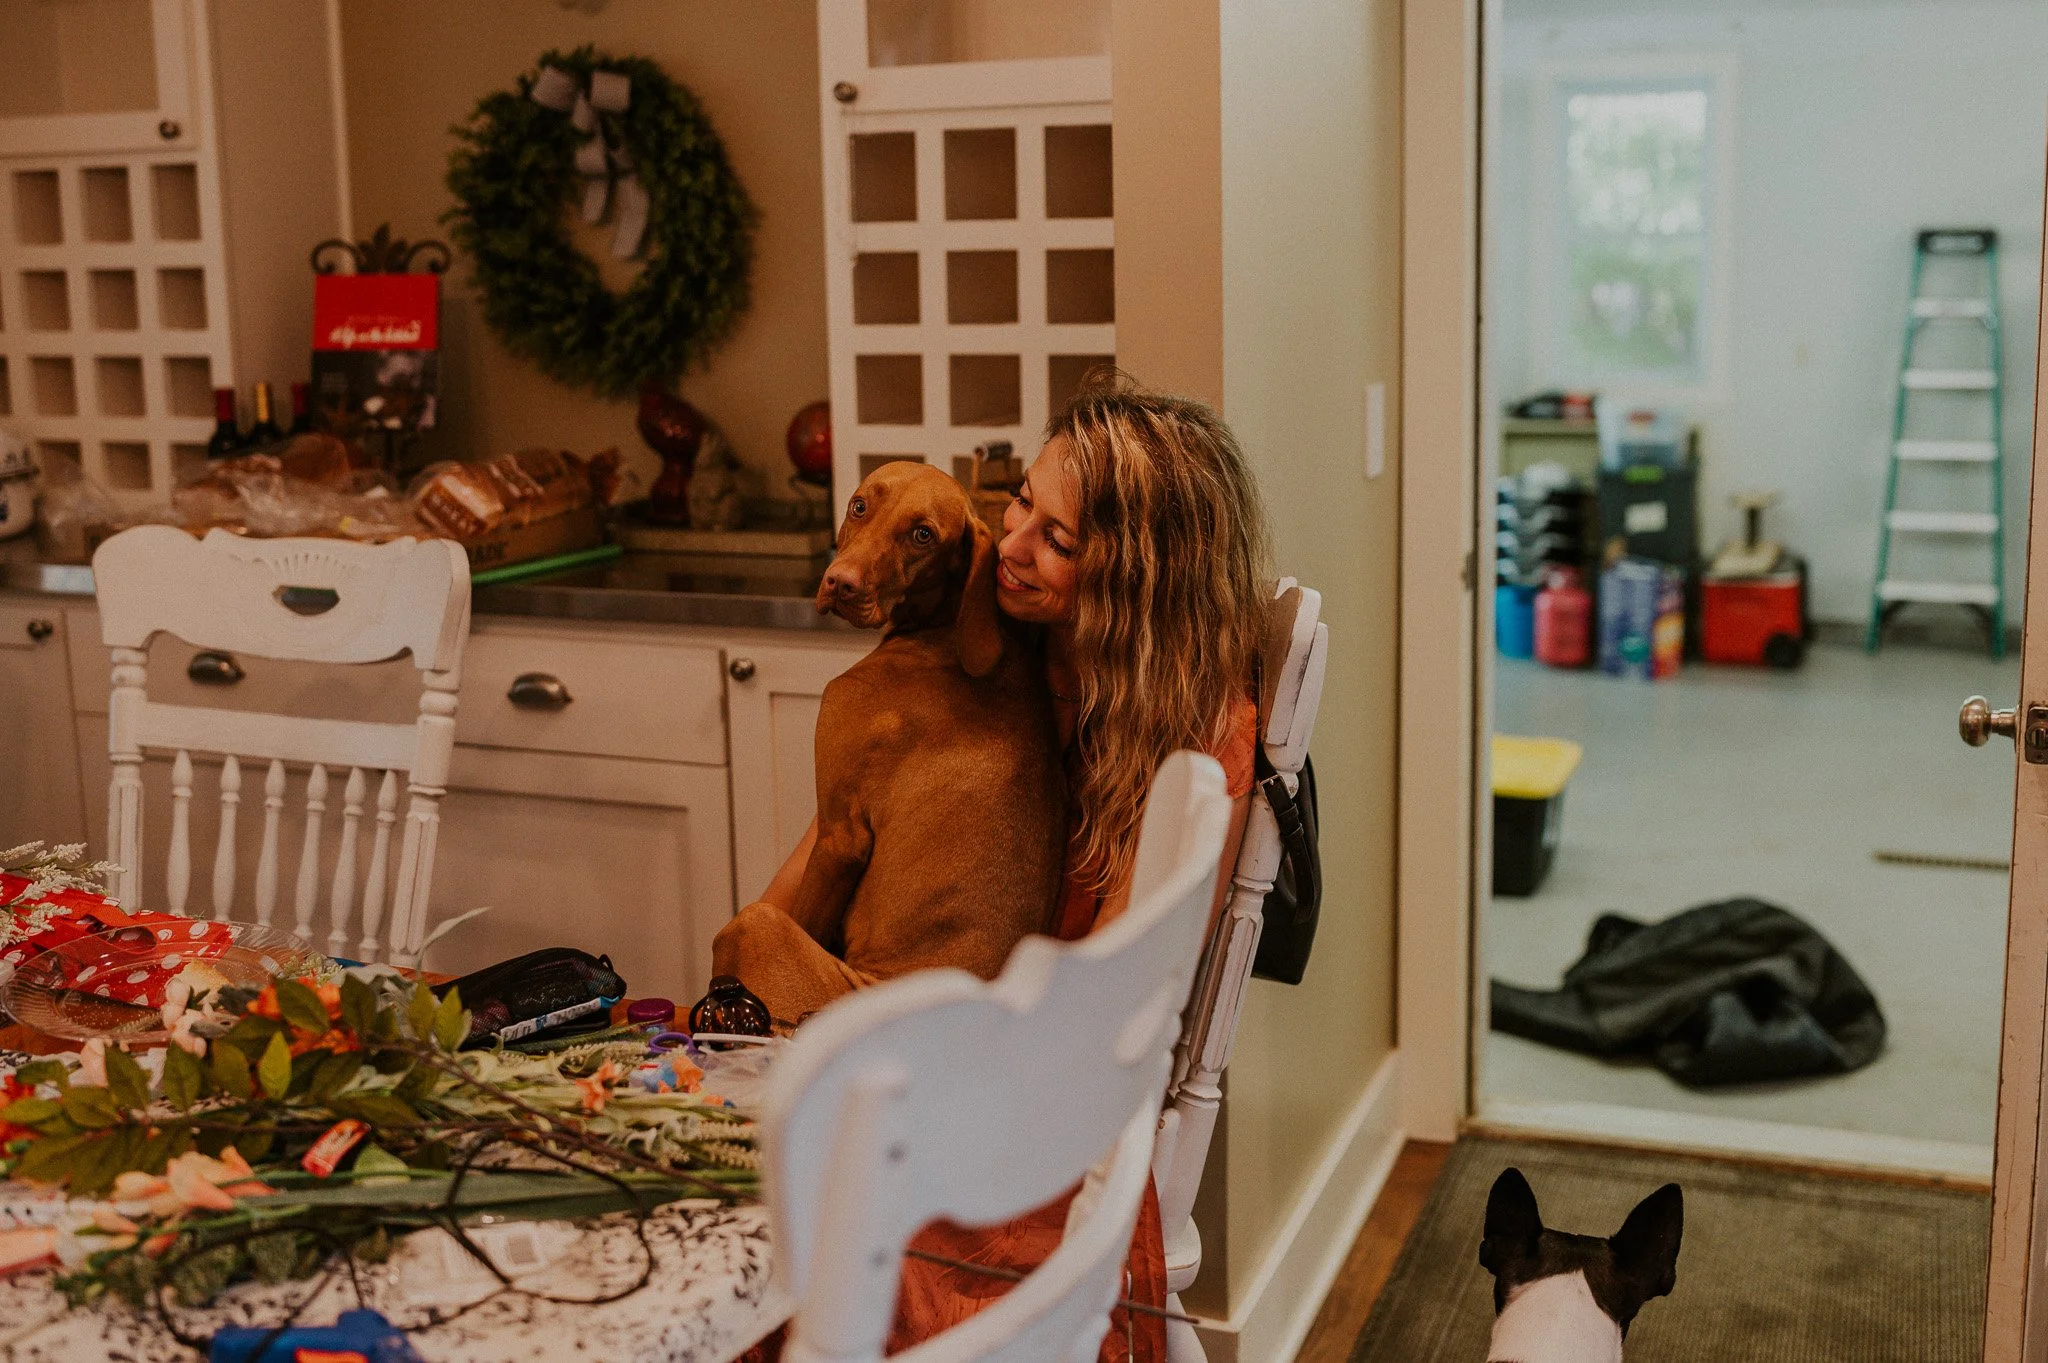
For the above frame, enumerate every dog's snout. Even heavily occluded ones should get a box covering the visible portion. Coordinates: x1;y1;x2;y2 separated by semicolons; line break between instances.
823;562;863;597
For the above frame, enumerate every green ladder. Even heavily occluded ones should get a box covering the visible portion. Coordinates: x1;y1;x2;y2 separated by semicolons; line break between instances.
1867;228;2007;657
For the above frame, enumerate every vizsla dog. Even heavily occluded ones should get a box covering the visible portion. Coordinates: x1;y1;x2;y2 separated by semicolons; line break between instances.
710;462;1065;1022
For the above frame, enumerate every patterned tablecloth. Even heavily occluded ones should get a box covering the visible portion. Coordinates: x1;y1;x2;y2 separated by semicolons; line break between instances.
0;1051;791;1363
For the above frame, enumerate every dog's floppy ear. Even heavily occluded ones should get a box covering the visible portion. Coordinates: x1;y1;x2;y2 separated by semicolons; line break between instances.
1480;1167;1543;1273
1609;1183;1683;1303
955;514;1003;677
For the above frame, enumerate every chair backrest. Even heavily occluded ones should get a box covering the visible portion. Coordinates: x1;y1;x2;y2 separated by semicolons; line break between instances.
763;751;1234;1363
91;526;471;966
1154;579;1329;1244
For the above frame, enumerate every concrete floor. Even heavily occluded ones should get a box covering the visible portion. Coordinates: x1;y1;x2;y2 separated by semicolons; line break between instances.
1484;641;2020;1155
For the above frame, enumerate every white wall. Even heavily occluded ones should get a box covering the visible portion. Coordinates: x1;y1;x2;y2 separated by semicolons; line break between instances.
1491;0;2048;621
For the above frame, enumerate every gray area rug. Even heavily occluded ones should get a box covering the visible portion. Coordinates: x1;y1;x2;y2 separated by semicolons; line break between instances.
1350;1136;1989;1362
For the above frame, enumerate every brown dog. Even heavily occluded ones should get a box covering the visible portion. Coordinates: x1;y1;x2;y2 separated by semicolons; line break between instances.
710;462;1065;1022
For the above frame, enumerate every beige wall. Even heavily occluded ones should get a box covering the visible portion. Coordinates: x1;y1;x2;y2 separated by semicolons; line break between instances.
336;0;829;487
212;0;343;400
1114;0;1404;1328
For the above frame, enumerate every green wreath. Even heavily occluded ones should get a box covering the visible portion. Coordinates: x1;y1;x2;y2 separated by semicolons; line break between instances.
444;47;756;400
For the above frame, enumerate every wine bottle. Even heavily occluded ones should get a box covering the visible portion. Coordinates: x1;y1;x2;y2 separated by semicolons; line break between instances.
246;381;284;446
287;381;313;435
205;387;244;459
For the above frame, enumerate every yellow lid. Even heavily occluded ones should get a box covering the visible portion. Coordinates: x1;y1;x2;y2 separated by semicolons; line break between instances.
1492;735;1583;800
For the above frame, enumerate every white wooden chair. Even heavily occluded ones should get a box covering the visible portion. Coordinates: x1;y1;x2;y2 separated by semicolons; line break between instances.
91;526;472;966
762;750;1234;1363
1153;580;1328;1361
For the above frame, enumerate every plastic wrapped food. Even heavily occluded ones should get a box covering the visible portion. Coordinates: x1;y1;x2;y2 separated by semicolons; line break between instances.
412;447;622;542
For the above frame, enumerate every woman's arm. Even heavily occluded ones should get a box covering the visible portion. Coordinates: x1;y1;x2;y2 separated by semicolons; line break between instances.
756;817;819;913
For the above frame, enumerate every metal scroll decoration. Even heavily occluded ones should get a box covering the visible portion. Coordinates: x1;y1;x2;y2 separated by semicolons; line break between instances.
309;223;451;276
443;46;757;401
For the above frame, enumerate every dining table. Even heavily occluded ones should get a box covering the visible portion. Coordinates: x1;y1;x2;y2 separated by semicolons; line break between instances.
0;1020;793;1362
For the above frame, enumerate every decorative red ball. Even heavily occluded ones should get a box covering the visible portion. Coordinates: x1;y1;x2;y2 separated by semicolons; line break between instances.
786;400;832;485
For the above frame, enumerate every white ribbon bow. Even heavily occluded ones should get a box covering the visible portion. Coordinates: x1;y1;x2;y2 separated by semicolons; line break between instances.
530;64;650;260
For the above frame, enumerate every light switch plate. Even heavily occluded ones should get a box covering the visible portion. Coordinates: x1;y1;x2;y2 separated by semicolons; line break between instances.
1365;381;1386;480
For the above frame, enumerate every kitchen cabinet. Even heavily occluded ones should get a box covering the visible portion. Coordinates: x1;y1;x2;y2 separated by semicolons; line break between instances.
430;747;734;1000
26;597;870;999
817;0;1115;497
0;0;197;158
0;0;342;504
726;637;867;903
0;601;87;847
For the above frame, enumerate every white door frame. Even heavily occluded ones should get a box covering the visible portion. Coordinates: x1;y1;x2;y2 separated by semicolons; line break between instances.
1397;0;1483;1142
1397;9;2048;1355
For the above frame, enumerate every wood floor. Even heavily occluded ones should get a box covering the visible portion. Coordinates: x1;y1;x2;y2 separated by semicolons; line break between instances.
1293;1140;1454;1363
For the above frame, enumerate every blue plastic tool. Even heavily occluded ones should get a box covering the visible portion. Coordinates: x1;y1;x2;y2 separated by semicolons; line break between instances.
210;1308;424;1362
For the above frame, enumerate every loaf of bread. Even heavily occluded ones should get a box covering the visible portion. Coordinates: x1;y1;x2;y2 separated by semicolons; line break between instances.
414;447;620;542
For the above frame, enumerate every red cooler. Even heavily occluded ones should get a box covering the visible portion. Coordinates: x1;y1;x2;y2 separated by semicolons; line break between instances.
1701;556;1807;668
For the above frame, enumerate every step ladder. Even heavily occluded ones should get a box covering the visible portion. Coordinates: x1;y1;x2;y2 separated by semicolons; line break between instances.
1867;228;2007;657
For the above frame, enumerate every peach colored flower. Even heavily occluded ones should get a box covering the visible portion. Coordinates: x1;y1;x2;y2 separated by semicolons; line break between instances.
0;1226;57;1275
74;1038;107;1088
573;1060;624;1115
167;1157;235;1212
142;1232;177;1256
673;1061;704;1094
91;1207;139;1235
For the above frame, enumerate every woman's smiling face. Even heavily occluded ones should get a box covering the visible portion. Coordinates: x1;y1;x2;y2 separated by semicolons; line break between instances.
997;436;1082;625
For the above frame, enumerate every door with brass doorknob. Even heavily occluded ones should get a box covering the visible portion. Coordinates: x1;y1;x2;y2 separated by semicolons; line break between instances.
1982;159;2048;1362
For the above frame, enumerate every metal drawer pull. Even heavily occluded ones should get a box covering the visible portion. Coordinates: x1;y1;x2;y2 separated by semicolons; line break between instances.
25;618;54;643
728;657;756;682
508;672;573;710
188;651;244;686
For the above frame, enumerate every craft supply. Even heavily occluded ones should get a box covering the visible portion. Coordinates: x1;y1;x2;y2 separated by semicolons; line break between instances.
627;997;676;1027
435;946;626;1046
468;543;623;586
209;1308;423;1363
301;1119;370;1178
687;976;773;1042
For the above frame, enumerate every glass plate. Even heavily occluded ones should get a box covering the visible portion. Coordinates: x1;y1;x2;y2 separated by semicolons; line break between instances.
1;920;322;1043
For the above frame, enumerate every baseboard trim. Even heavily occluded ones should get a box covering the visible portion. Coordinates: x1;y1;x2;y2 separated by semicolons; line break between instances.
1476;1097;1993;1187
1192;1051;1405;1363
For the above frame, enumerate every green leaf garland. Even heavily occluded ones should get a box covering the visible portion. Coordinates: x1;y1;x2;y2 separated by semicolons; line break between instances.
443;46;757;399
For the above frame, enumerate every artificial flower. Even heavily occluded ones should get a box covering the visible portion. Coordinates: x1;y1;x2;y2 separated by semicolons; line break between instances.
168;1008;207;1056
574;1060;625;1114
74;1038;107;1088
0;1226;58;1275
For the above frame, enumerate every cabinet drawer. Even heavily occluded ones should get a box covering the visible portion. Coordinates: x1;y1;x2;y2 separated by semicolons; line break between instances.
62;606;420;724
457;631;725;765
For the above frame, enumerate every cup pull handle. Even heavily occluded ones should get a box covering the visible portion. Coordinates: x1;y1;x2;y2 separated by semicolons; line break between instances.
188;651;244;686
509;672;573;710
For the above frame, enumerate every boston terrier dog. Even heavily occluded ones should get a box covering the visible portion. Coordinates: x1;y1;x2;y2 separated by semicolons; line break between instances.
1478;1168;1683;1363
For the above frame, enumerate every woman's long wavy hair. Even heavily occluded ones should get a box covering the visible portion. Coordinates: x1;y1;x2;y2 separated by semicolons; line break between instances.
1051;374;1272;895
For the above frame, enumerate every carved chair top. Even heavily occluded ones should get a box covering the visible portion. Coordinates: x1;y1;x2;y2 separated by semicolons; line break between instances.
93;527;471;673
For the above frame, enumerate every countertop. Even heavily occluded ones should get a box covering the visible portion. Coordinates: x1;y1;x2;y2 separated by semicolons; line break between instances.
0;537;854;634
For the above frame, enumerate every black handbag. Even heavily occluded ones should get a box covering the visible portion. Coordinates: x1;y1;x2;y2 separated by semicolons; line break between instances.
1250;748;1321;985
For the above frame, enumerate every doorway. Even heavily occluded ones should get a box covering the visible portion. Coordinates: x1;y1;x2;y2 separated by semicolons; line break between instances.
1470;0;2046;1179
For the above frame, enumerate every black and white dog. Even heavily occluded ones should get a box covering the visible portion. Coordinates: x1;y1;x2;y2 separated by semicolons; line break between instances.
1478;1168;1684;1363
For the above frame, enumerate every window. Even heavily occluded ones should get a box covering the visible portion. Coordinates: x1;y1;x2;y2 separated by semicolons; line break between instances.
1535;64;1729;393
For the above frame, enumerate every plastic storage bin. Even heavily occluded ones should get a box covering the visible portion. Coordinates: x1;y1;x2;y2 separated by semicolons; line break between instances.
1492;735;1582;896
1496;582;1537;658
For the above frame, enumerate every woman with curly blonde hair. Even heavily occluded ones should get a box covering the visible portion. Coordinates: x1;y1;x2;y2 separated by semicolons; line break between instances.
737;374;1271;1363
997;373;1269;934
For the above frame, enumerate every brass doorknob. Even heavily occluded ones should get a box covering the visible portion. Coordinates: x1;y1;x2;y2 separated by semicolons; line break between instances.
1960;695;2017;746
728;657;757;682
